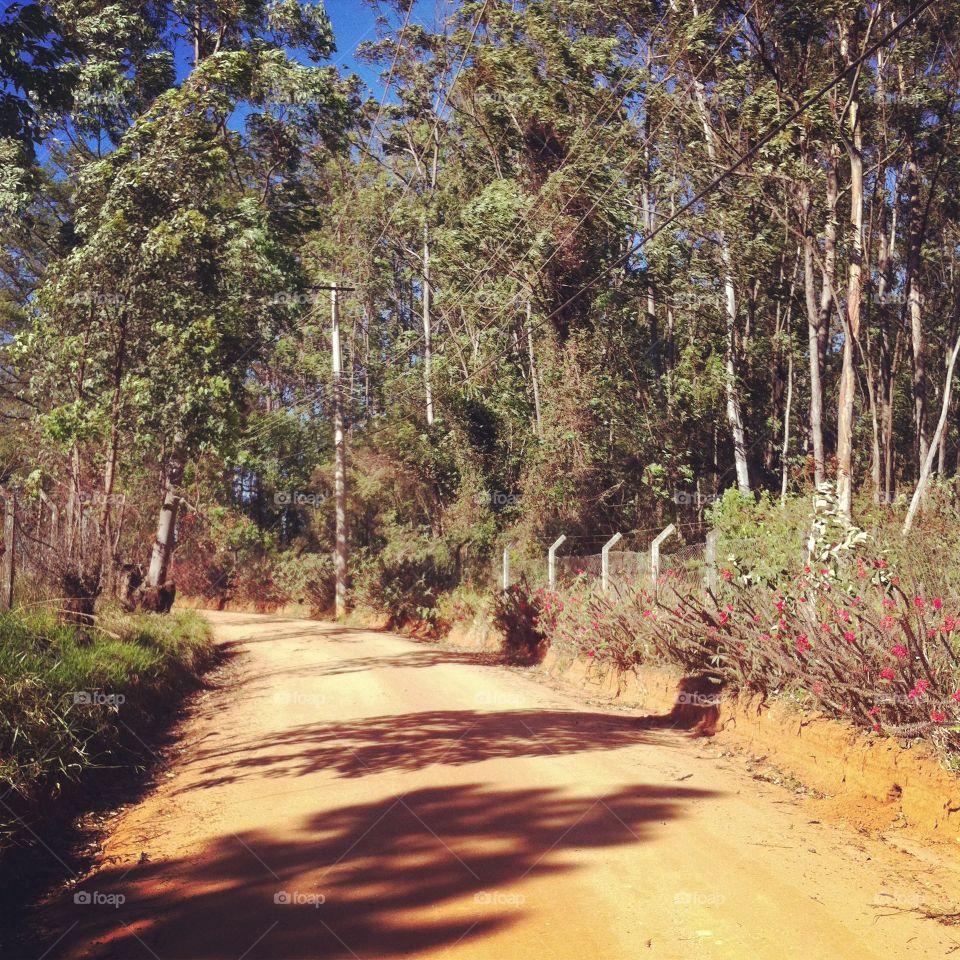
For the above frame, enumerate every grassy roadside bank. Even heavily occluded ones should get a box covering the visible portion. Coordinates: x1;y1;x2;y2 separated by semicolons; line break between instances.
0;607;217;860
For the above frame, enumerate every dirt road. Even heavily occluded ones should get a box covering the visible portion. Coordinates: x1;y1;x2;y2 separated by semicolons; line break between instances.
30;613;960;959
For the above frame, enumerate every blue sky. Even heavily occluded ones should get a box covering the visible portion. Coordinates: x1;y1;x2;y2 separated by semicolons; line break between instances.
324;0;440;97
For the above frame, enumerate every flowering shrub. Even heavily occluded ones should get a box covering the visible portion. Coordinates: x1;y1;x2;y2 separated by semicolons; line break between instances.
539;567;960;755
492;579;548;664
534;489;960;761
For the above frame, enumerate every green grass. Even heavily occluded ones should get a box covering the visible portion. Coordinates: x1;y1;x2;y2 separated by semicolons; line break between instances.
0;607;216;847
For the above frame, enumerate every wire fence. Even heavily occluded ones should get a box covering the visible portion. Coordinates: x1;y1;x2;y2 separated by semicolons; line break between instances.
495;526;715;601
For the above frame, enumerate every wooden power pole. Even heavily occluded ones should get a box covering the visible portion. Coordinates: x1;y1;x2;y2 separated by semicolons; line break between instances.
1;489;15;611
330;285;348;620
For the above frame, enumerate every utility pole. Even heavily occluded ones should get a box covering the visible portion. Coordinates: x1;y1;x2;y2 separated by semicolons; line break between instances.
330;284;348;620
526;300;542;438
1;488;15;611
423;221;434;427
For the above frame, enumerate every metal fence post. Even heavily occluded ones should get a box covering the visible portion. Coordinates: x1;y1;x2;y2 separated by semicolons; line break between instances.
705;529;718;595
548;534;566;590
1;490;15;611
501;544;511;594
650;523;676;596
601;532;622;593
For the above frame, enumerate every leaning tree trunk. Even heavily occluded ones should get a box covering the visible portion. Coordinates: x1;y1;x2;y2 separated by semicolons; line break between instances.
146;450;185;590
903;331;960;535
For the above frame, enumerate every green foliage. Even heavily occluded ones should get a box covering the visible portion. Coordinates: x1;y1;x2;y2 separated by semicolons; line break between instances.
708;490;812;586
0;608;215;846
491;579;548;664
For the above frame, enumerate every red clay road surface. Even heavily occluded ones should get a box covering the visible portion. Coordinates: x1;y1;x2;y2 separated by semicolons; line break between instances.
29;612;960;959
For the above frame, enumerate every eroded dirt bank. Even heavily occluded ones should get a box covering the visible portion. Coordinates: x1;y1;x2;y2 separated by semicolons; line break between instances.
28;612;960;959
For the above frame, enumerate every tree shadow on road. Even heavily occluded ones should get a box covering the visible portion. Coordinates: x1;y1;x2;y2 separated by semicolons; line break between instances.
172;708;682;792
255;648;504;681
33;780;719;960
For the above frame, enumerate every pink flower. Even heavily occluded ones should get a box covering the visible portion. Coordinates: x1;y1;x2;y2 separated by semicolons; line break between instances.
879;667;896;681
795;634;811;653
719;612;729;625
721;569;732;582
931;711;947;723
914;596;925;610
813;682;824;695
908;680;929;700
868;706;881;716
775;599;785;613
934;598;943;610
880;615;895;630
586;649;596;658
843;631;856;644
872;723;882;734
952;691;960;703
891;645;908;658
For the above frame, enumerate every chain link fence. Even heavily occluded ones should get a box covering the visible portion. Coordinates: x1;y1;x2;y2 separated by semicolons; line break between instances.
497;527;714;600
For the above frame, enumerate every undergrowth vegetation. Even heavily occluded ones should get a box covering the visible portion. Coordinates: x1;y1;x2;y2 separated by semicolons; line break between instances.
0;608;216;848
496;488;960;764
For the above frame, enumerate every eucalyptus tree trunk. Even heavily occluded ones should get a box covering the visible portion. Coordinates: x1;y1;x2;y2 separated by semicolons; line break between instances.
688;68;750;495
905;149;930;471
146;449;185;589
836;28;864;520
903;330;960;535
100;313;127;592
800;182;826;487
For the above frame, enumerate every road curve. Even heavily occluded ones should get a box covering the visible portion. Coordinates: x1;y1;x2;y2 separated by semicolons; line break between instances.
31;612;960;959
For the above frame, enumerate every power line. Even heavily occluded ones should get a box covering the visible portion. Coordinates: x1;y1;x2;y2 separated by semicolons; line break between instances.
246;0;936;463
301;0;753;425
354;0;938;445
